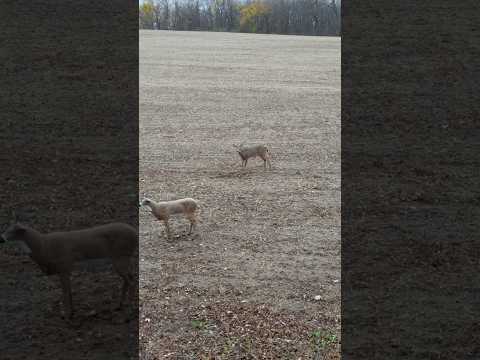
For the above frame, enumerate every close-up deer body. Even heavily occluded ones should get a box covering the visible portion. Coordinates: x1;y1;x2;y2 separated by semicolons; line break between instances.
1;222;137;319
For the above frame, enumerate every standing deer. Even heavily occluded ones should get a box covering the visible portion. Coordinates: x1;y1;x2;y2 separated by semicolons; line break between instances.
234;144;272;170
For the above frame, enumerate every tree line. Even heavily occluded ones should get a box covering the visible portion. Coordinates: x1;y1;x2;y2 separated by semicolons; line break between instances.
139;0;340;36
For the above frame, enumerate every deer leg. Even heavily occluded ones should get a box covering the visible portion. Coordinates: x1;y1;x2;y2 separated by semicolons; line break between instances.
163;219;171;240
59;273;73;319
260;155;269;170
266;157;272;169
113;257;132;310
187;213;197;235
264;153;272;170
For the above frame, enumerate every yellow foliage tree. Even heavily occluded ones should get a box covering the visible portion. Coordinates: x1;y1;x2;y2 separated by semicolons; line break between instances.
139;1;155;29
240;1;272;33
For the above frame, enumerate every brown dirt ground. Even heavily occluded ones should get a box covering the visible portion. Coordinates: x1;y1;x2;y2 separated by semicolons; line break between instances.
341;2;480;358
139;31;340;359
0;4;138;357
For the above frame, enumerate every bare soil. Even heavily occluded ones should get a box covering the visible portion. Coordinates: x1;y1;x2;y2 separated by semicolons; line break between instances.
139;30;340;359
0;5;138;357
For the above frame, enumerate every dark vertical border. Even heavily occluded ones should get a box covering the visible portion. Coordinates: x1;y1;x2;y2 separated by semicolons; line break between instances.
342;1;480;359
1;1;138;359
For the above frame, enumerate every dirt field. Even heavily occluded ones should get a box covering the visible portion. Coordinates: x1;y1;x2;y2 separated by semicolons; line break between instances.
139;31;340;359
0;6;138;357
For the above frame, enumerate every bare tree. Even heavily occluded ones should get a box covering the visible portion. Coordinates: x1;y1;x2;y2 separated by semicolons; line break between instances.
153;1;162;29
139;0;341;36
160;0;170;29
